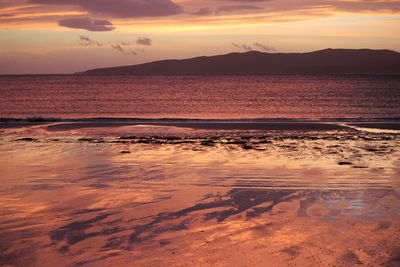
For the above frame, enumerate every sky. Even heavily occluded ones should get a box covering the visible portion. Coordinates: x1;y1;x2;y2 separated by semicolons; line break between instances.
0;0;399;74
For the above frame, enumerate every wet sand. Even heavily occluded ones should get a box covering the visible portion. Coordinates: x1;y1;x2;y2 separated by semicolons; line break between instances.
349;122;400;130
0;122;50;129
3;121;399;132
0;123;399;266
44;122;349;131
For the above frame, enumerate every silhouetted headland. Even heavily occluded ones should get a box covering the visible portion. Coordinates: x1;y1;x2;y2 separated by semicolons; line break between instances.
82;49;400;75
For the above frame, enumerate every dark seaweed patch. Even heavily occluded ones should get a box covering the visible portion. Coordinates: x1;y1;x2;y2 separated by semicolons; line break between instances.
49;213;121;245
15;138;37;142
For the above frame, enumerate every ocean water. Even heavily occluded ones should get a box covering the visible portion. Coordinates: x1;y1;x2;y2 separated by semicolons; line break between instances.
1;74;399;120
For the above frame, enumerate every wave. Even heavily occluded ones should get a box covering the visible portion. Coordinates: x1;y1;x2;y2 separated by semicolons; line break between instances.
1;116;400;123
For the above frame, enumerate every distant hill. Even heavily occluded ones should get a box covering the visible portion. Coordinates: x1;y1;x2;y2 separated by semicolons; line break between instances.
82;49;400;75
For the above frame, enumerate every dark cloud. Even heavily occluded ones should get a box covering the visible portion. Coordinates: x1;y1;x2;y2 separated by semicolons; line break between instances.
220;0;400;14
136;37;152;46
58;17;114;31
232;42;275;52
29;0;183;18
192;7;213;16
111;42;142;56
218;5;263;13
79;35;102;46
112;44;124;52
0;14;14;17
3;0;398;33
0;0;25;9
224;0;269;2
232;43;253;51
333;1;400;12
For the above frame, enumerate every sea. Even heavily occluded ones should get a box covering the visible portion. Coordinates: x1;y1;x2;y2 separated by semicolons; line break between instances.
1;74;400;121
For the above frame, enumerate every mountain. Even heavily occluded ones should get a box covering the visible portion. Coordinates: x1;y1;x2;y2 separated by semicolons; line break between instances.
82;49;400;75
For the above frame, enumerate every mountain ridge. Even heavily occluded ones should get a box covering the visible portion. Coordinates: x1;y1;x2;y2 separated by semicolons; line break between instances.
82;48;400;75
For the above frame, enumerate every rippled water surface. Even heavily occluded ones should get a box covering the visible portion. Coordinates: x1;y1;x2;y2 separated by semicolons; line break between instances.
0;124;399;266
1;75;400;119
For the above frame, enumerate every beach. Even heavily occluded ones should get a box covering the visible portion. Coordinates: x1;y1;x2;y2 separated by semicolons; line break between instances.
2;0;400;264
2;0;400;263
0;121;399;266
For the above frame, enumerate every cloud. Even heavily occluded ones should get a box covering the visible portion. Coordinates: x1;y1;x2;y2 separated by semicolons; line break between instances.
333;1;400;13
0;0;25;9
111;42;142;56
136;37;152;46
112;44;124;52
232;43;253;51
119;40;131;45
253;42;276;52
218;5;263;13
232;42;275;52
0;14;14;17
217;0;400;16
3;0;399;34
242;44;253;51
58;17;114;31
224;0;269;2
79;35;102;46
29;0;183;18
232;43;242;50
192;7;213;16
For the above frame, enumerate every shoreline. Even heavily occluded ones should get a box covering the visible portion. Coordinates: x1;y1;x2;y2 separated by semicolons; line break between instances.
348;122;400;130
2;121;400;131
44;122;349;131
0;122;51;129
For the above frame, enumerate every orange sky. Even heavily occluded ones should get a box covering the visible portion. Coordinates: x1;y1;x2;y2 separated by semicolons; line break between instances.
0;0;399;74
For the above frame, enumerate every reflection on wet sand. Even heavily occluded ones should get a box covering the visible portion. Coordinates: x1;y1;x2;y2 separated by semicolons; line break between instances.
0;124;399;266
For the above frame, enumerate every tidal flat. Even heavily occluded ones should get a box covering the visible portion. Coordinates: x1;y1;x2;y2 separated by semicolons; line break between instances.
0;122;399;266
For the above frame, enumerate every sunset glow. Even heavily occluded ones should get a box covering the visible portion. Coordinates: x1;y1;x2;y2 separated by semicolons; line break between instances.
1;2;400;266
0;0;399;74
